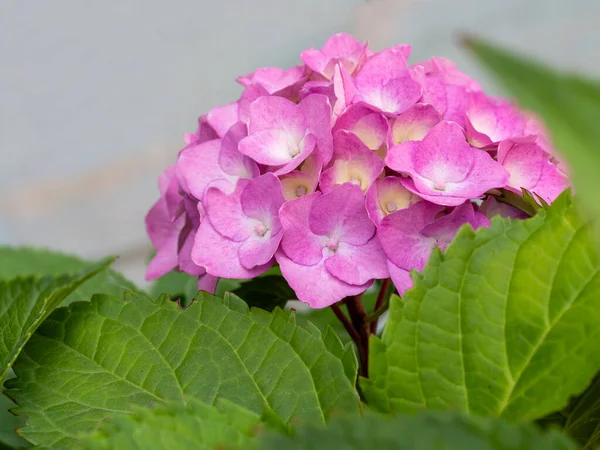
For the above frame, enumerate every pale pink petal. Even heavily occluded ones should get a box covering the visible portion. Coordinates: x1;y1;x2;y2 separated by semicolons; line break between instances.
389;103;441;145
247;95;304;133
239;84;269;126
299;80;336;105
276;250;371;309
239;128;310;167
324;236;389;285
298;94;334;165
301;33;367;79
271;134;317;176
192;213;272;279
319;131;384;193
279;192;324;266
237;65;307;96
187;115;219;145
279;154;322;201
333;104;388;150
309;183;375;245
178;219;206;276
333;64;360;118
207;102;239;137
365;176;421;225
465;92;525;147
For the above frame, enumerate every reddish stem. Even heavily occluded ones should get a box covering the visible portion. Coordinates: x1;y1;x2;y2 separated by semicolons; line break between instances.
370;279;391;334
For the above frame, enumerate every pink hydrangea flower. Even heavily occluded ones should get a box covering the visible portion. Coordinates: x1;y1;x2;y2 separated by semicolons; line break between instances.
146;33;570;308
386;121;509;206
192;173;284;278
276;183;388;307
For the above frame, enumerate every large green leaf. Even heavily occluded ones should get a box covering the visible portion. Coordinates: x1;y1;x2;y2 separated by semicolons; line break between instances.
0;259;114;383
6;292;360;448
83;398;263;450
464;38;600;232
0;247;137;304
262;411;577;450
362;193;600;420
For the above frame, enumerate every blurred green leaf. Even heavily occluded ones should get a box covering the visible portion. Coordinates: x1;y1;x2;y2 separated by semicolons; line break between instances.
232;276;294;311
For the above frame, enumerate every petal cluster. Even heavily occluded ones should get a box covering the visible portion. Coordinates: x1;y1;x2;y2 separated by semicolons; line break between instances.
146;33;569;307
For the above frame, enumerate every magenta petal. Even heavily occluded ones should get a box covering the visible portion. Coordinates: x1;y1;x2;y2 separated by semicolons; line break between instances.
192;214;271;279
237;65;306;96
145;199;186;280
239;232;282;269
179;222;206;277
276;249;371;309
302;33;367;79
320;131;384;194
207;102;239;137
377;201;444;271
240;173;285;232
248;95;304;132
298;94;334;165
197;274;219;294
279;192;324;266
324;236;389;285
309;183;375;245
387;261;413;296
333;63;360;117
239;84;269;126
205;182;254;242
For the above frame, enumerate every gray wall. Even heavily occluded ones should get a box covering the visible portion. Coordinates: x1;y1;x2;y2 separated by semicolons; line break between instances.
1;0;599;283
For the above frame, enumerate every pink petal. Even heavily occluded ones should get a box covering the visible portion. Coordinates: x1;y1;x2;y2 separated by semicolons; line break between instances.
279;192;324;266
479;196;528;220
192;211;272;279
197;274;219;294
239;84;269;126
239;128;311;167
240;173;285;232
247;95;304;133
176;139;237;199
145;198;186;280
309;183;375;245
354;45;421;114
239;231;283;270
205;182;254;242
333;64;360;118
279;154;322;201
271;134;317;176
389;103;441;145
178;219;206;276
324;236;389;285
387;261;413;296
333;104;388;150
219;122;260;178
207;102;239;137
377;201;444;271
319;131;384;194
276;249;371;309
465;92;525;146
188;115;219;145
301;33;367;79
298;94;334;165
421;202;490;251
299;80;336;105
365;176;421;225
237;65;306;96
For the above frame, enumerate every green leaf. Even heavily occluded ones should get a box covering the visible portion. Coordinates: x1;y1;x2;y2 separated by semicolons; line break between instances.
0;259;114;383
83;398;262;450
262;410;577;450
0;247;137;304
362;193;600;421
464;37;600;234
561;375;600;449
7;291;360;448
232;276;295;311
0;391;29;449
148;270;199;307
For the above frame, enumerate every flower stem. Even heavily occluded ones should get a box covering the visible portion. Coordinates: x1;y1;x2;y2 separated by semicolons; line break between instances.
370;279;391;334
330;303;362;345
344;295;369;377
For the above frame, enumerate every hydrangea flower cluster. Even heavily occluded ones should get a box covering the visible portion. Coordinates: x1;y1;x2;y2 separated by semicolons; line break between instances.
146;33;569;308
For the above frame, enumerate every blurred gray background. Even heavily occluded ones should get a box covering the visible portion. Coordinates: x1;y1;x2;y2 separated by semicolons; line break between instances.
2;0;599;284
